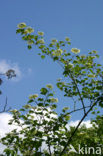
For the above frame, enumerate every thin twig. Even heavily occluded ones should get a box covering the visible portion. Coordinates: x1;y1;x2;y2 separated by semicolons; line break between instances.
0;97;11;113
69;72;86;114
68;105;91;115
55;58;86;114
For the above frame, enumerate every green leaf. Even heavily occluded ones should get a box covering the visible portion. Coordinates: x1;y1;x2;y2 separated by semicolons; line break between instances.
41;55;45;59
38;98;44;101
28;45;32;49
62;107;69;112
28;99;34;103
48;93;54;96
38;103;44;106
53;56;59;61
92;111;95;114
40;88;48;95
4;148;11;155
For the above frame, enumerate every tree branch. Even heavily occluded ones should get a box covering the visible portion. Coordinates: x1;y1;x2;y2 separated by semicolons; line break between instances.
69;71;86;114
60;97;102;155
0;97;11;113
68;105;91;115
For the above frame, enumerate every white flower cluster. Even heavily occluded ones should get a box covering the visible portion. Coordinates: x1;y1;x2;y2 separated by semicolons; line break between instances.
52;49;63;56
71;48;80;54
29;94;38;99
46;84;53;89
49;98;58;103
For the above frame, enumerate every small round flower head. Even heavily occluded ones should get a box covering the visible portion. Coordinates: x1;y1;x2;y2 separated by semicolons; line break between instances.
24;104;31;109
65;37;70;42
52;49;63;56
24;30;28;34
38;31;44;36
50;98;58;103
10;109;18;113
71;48;80;54
46;84;53;89
17;23;26;29
57;49;63;55
26;27;34;33
29;94;38;99
57;78;62;81
37;39;45;44
51;39;57;43
27;40;34;45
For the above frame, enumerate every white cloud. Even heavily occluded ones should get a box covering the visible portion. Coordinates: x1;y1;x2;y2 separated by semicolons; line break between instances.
0;113;17;137
0;113;23;154
68;120;92;129
0;110;57;154
0;112;92;154
0;113;16;154
0;60;22;81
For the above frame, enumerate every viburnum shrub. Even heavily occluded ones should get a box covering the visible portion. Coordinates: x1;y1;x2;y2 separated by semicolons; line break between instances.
1;23;103;156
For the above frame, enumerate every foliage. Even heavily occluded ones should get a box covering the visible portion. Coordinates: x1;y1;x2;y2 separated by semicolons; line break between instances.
16;23;103;109
0;23;103;155
1;86;71;155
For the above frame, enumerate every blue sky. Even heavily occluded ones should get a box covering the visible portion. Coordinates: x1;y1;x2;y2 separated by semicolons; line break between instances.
0;0;103;120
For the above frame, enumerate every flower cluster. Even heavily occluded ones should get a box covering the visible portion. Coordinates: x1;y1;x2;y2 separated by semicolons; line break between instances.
49;98;58;103
52;49;63;56
17;23;26;29
46;84;53;89
38;31;44;36
29;94;38;99
51;39;57;43
25;27;34;33
37;39;45;44
65;37;70;42
71;48;80;54
27;40;34;45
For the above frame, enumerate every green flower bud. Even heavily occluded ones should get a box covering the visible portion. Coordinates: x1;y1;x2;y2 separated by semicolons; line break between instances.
51;39;57;43
24;104;31;109
57;78;62;81
27;40;34;45
65;37;70;42
29;94;38;99
38;31;44;36
10;109;18;113
50;98;58;103
46;84;53;89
